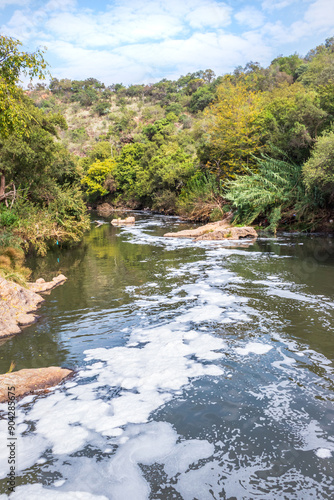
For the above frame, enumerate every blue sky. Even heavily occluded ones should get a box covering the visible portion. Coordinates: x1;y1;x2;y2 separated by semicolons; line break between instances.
1;0;334;86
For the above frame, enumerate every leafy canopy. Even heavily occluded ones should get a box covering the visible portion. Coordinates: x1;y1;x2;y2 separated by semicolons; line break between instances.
81;159;117;197
0;35;49;137
199;78;264;179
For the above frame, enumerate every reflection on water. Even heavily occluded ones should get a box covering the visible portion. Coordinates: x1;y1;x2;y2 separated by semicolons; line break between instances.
0;213;333;499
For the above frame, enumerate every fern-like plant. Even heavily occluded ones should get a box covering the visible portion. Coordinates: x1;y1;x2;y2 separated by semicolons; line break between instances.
225;152;311;232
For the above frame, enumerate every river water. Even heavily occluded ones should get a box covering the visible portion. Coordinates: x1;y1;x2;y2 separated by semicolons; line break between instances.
0;213;333;499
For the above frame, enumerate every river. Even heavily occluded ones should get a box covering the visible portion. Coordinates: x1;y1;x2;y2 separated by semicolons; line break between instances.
0;213;333;499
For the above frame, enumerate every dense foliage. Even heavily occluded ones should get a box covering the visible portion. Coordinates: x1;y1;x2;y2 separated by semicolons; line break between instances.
0;36;89;285
1;33;334;283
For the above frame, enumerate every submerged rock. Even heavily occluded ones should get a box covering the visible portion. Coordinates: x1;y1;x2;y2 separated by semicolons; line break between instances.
0;367;73;402
111;216;135;226
0;275;67;338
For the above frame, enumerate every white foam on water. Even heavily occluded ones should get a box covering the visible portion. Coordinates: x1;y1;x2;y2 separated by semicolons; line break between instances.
164;439;214;476
0;321;225;483
173;460;222;500
177;304;224;322
299;420;334;454
5;485;108;500
105;421;215;500
1;219;333;499
235;342;273;356
316;448;332;458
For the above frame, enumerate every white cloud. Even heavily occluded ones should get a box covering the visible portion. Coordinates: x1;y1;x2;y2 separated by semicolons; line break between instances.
261;0;334;44
304;0;334;31
0;0;30;9
45;10;184;47
1;0;334;86
186;2;232;29
235;6;265;29
261;0;297;10
44;0;76;11
43;29;272;85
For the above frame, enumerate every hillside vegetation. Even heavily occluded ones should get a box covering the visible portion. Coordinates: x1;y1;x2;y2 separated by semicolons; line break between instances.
1;34;334;281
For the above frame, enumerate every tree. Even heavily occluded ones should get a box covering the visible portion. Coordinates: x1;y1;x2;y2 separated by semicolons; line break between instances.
0;97;68;205
0;35;49;204
199;78;264;179
298;39;334;87
303;131;334;201
271;54;304;80
81;159;117;198
260;82;327;163
189;85;215;112
0;35;48;137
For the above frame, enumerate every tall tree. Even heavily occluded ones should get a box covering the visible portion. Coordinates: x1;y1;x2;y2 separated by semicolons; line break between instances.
199;78;264;180
0;35;49;203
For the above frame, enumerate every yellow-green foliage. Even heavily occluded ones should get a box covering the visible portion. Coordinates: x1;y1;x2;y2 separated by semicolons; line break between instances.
0;35;48;138
81;158;117;197
202;77;264;179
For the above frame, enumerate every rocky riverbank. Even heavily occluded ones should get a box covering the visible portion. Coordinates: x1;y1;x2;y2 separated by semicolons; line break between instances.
0;274;67;339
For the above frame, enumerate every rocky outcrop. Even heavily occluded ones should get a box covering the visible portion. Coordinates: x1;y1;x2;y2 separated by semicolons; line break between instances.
0;275;67;338
111;216;135;226
28;274;67;293
0;367;73;402
97;203;114;217
196;226;258;241
164;220;257;241
164;220;228;238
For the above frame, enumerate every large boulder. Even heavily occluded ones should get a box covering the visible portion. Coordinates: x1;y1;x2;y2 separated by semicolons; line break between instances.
164;217;257;241
0;275;67;338
164;220;229;238
0;367;73;402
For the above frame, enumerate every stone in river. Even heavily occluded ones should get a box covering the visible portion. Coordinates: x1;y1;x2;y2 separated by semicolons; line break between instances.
0;367;73;402
111;216;135;226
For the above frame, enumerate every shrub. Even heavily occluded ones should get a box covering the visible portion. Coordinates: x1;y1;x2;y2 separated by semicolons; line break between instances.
177;173;226;221
71;127;88;143
0;209;18;227
303;131;334;202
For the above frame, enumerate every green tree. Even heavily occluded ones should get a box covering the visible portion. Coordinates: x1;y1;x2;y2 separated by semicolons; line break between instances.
260;82;327;163
271;54;304;80
0;36;49;204
199;78;264;179
0;35;48;137
81;159;117;198
189;85;215;112
0;97;68;205
298;38;334;87
303;131;334;201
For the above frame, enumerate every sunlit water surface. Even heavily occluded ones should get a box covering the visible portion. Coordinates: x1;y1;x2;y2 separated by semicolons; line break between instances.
0;213;333;499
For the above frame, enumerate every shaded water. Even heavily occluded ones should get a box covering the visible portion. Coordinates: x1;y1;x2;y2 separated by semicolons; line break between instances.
0;213;334;499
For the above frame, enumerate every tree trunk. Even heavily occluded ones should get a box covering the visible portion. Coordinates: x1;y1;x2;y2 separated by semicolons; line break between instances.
0;172;5;199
